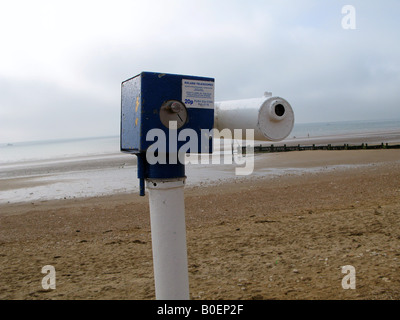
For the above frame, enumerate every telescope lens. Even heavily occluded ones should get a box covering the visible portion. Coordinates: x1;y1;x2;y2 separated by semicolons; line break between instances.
275;104;285;117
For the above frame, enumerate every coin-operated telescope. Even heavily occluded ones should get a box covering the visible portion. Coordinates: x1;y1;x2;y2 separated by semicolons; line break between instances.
120;72;294;300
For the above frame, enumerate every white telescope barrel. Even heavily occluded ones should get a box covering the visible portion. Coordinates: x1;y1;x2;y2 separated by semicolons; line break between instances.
214;94;294;141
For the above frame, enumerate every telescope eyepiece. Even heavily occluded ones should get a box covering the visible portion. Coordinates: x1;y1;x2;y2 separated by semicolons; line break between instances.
274;104;285;117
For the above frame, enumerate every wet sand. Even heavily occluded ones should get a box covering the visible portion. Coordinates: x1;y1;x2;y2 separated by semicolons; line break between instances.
1;148;400;300
2;130;400;205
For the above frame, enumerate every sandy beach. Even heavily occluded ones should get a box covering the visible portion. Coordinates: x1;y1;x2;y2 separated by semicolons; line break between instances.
1;144;400;300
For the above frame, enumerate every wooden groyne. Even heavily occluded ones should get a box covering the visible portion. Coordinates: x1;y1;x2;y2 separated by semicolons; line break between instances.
243;143;400;154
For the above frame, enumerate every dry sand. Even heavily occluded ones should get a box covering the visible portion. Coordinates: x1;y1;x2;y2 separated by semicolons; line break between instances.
1;149;400;300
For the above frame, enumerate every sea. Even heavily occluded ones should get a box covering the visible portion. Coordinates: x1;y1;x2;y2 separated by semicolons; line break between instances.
1;119;399;204
290;119;400;139
1;119;400;164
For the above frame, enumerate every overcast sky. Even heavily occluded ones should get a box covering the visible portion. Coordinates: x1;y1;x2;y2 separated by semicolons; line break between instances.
0;0;399;142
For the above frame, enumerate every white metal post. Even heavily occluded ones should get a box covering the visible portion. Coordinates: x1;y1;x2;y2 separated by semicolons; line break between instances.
146;177;190;300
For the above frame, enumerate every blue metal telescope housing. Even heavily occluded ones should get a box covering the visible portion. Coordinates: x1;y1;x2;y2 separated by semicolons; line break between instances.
121;72;215;195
